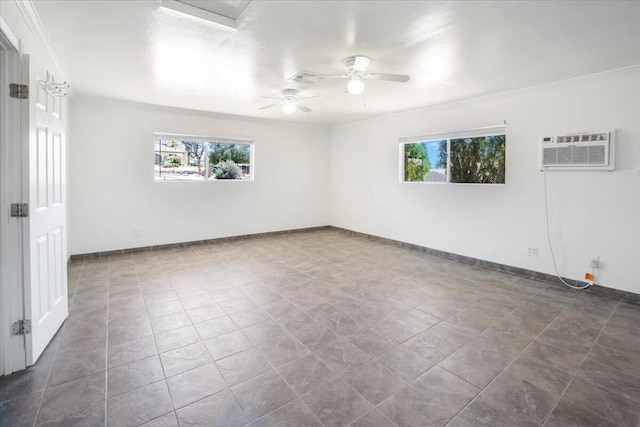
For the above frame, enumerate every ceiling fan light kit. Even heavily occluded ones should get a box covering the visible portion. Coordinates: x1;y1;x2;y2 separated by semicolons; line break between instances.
261;55;409;114
259;88;314;114
288;55;410;96
347;75;365;95
282;101;296;114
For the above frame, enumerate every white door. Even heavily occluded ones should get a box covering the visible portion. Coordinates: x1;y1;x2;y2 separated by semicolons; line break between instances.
26;69;68;364
0;20;28;375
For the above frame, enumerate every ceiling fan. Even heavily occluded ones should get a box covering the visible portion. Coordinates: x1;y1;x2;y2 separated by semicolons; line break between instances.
259;88;315;114
289;55;410;95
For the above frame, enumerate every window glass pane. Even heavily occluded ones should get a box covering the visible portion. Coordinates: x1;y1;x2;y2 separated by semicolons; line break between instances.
449;134;505;184
154;138;206;181
208;142;252;180
404;140;447;182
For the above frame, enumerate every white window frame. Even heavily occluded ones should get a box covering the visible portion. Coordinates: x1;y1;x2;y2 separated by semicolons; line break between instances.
399;124;506;185
154;132;254;182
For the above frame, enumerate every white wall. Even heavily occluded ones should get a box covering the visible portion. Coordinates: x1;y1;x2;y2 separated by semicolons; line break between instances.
69;69;640;295
68;97;329;255
329;68;640;294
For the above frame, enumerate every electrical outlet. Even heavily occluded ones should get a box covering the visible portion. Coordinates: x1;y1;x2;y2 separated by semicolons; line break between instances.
133;229;142;238
591;258;600;269
527;247;538;257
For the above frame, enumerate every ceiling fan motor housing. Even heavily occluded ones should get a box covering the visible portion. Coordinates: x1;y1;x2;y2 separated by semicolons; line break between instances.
344;55;372;73
281;88;300;101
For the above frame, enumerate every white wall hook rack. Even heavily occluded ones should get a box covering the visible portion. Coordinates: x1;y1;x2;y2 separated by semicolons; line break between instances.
39;71;70;97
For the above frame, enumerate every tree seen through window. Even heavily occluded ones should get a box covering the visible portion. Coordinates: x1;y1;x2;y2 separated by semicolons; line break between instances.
403;133;505;184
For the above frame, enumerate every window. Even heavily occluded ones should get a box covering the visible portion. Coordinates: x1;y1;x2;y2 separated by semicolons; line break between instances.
154;134;253;181
400;125;505;184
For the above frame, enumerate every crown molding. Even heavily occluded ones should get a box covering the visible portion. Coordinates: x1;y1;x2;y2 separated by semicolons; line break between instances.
332;64;640;131
14;0;64;77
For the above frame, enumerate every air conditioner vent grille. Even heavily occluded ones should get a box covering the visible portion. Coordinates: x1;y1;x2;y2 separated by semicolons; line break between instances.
541;145;608;167
572;146;589;164
589;145;606;165
558;147;572;164
542;147;557;165
539;130;614;170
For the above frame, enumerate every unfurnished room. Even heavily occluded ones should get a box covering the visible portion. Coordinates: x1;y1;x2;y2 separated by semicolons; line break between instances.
0;1;639;426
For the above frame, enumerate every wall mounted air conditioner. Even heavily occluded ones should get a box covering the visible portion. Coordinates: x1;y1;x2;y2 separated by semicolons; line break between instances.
539;130;615;171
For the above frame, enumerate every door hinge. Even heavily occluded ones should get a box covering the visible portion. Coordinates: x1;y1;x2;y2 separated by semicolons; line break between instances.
11;320;31;335
10;203;29;218
9;83;29;99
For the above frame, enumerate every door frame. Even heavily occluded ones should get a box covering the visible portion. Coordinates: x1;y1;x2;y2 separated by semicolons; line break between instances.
0;17;29;375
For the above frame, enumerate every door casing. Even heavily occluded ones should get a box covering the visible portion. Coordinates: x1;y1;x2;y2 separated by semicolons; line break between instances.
0;17;29;375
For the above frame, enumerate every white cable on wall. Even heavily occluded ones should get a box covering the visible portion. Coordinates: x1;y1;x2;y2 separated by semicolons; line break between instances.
543;169;592;290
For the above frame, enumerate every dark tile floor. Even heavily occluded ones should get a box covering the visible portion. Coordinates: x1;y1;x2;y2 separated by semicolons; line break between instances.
1;230;639;426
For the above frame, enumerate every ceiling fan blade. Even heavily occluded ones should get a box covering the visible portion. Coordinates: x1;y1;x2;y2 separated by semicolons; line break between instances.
289;70;347;82
289;70;329;82
296;103;312;113
259;101;283;111
368;73;410;82
297;95;319;100
262;96;284;100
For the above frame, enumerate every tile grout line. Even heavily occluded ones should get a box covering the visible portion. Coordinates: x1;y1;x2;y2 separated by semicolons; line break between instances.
128;256;181;427
165;255;427;427
369;286;549;422
437;290;582;425
106;253;136;424
145;264;263;421
272;252;536;425
142;252;194;422
28;232;635;426
278;261;436;427
250;343;328;427
168;269;254;424
539;298;622;426
49;241;338;422
223;272;326;426
214;259;400;426
30;259;84;427
112;255;187;424
131;254;182;424
103;258;111;427
158;238;622;422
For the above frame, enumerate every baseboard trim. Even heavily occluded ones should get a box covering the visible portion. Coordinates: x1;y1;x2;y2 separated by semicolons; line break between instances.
68;225;332;261
330;226;639;305
68;224;638;304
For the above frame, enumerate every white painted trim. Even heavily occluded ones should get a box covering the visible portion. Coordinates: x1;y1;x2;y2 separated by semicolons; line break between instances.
331;64;640;131
399;124;506;144
19;53;31;368
234;0;254;27
154;132;254;144
0;17;20;51
160;0;239;30
13;0;65;77
72;94;330;131
0;24;28;375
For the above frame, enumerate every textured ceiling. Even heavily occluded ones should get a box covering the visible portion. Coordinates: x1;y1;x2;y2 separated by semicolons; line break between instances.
33;0;640;125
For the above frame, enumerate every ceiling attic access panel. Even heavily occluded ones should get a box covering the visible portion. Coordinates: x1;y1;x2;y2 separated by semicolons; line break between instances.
160;0;252;28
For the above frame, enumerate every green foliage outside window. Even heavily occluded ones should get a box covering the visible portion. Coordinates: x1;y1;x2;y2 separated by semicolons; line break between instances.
448;135;505;183
214;160;242;180
209;143;250;165
404;143;432;181
181;141;207;173
404;134;505;184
